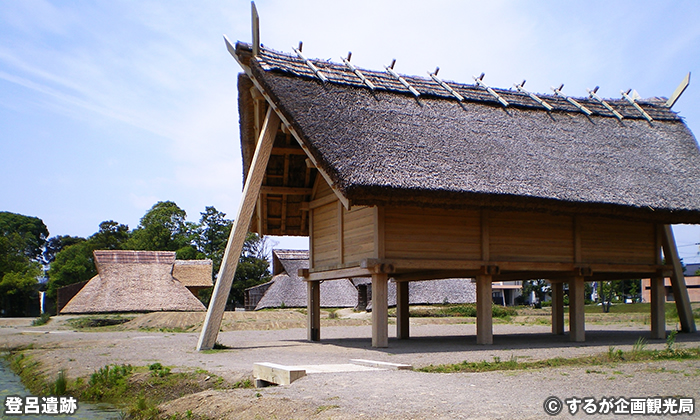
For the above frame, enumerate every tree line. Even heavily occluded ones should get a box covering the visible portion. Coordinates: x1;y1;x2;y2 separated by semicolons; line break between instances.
0;202;270;316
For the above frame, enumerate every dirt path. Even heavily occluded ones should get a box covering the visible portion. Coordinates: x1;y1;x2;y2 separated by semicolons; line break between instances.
2;312;699;419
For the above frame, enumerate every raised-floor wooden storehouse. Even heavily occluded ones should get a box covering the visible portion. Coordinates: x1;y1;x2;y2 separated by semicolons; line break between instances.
197;35;699;350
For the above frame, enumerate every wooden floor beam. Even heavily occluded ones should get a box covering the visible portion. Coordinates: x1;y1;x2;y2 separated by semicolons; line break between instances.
551;281;565;335
661;225;697;333
476;275;493;345
568;276;585;342
650;275;666;339
307;281;320;341
372;273;389;348
396;281;410;340
197;108;280;351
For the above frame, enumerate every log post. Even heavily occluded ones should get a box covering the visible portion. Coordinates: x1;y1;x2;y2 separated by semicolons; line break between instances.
568;276;585;342
650;275;666;339
551;281;565;335
307;280;320;341
476;275;493;345
661;225;697;333
372;273;389;347
197;108;280;351
396;281;409;339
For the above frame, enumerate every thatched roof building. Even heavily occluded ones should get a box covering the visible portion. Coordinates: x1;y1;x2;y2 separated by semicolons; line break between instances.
246;250;357;310
60;250;207;314
173;260;213;297
198;35;698;350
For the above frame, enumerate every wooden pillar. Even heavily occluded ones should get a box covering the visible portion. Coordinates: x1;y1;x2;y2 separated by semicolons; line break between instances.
372;273;389;347
197;108;280;351
661;225;697;333
650;275;666;339
568;276;585;342
396;281;409;340
307;281;320;341
476;275;493;345
551;281;565;335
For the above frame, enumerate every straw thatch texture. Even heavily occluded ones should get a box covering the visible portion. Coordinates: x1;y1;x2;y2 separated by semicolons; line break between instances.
251;250;357;310
365;279;476;310
238;43;700;224
173;260;213;287
60;251;206;314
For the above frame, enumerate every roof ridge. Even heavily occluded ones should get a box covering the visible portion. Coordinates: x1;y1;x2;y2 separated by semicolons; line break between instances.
246;42;678;121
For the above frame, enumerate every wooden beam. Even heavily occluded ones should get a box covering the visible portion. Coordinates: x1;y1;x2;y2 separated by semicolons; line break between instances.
300;266;372;281
271;147;307;156
309;194;337;210
476;275;493;345
197;107;280;351
337;201;344;264
259;186;313;195
481;209;490;262
568;276;585;342
374;206;385;259
372;273;389;348
226;36;351;210
308;280;320;341
574;216;582;264
393;270;477;282
661;225;697;333
650;274;666;339
396;281;410;340
551;281;564;335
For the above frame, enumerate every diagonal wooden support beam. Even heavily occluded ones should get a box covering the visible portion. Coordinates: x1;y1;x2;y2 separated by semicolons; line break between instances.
661;225;697;333
197;107;280;350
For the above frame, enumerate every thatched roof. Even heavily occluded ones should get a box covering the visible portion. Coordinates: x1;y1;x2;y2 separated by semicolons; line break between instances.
363;278;476;310
60;251;206;314
173;260;213;288
237;42;700;224
253;250;357;309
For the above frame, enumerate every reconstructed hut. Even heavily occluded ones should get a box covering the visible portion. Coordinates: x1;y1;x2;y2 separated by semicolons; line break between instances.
173;260;213;298
61;250;208;314
198;37;699;350
361;278;477;310
245;249;357;310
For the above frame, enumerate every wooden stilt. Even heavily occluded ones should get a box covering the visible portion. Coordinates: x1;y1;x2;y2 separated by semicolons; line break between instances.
661;225;697;333
372;273;389;347
551;281;565;335
307;281;320;341
197;108;281;351
476;275;493;345
650;275;666;339
397;281;409;339
568;276;585;342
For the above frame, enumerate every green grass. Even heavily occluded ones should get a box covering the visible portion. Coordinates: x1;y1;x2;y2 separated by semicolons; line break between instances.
406;304;517;319
67;316;133;329
5;350;239;419
419;335;700;374
31;312;52;326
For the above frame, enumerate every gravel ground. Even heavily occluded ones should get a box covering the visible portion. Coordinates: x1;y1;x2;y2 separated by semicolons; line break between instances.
2;314;699;419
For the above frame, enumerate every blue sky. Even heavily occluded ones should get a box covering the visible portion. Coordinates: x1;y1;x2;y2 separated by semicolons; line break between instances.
1;1;699;262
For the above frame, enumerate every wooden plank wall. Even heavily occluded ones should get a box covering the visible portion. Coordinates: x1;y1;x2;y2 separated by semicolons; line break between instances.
310;176;657;269
384;207;481;260
310;179;375;268
579;216;656;264
489;211;573;262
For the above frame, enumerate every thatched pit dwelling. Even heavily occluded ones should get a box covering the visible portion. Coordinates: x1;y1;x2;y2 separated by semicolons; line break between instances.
198;39;699;350
61;250;209;314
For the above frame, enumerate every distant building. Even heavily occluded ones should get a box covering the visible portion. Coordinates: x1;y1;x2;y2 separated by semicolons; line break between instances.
60;250;210;314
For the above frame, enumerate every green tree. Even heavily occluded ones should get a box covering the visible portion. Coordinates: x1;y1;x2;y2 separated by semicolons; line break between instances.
228;233;270;307
522;279;549;305
89;221;130;250
0;212;48;316
0;264;41;316
0;211;49;261
127;201;194;252
43;235;85;264
194;206;232;276
46;241;97;299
